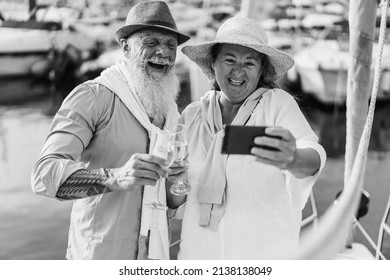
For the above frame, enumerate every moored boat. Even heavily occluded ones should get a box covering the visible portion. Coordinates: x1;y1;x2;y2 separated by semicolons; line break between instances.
291;39;390;104
0;27;53;78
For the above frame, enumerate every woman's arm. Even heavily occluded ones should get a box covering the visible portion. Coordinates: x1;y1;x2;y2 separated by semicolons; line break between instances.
251;126;321;178
285;147;321;178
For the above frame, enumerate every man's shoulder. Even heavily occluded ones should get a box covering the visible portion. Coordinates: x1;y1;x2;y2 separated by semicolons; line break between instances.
79;80;114;96
58;81;116;116
66;80;115;103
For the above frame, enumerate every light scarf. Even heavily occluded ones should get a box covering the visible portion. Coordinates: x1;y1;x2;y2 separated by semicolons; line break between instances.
94;60;178;260
198;88;266;231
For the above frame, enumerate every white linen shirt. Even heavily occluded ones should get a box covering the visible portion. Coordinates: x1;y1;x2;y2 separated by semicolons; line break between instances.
31;82;149;259
178;89;326;260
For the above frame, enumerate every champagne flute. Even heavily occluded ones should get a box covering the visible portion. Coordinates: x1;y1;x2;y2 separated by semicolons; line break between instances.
150;129;174;209
169;124;191;196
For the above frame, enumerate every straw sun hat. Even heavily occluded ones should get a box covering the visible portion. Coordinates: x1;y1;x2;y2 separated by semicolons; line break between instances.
182;16;294;82
115;1;190;45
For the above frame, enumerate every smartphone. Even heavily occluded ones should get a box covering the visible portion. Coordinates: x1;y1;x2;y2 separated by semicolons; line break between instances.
221;125;280;155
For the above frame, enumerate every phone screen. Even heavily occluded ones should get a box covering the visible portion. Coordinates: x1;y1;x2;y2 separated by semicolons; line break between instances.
221;125;280;154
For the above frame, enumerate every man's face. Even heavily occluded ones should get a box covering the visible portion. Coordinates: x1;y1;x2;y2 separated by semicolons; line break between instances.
122;28;178;74
120;28;180;128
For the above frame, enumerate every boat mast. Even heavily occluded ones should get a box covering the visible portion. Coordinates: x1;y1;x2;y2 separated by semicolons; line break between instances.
344;0;378;248
29;0;36;20
240;0;257;18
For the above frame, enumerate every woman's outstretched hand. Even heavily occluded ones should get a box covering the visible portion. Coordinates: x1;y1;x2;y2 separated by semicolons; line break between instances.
251;126;297;170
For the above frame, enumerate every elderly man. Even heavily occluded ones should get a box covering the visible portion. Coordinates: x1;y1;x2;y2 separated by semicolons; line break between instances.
31;1;190;260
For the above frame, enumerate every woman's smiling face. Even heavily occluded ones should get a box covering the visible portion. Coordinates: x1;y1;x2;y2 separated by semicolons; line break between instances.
213;43;264;104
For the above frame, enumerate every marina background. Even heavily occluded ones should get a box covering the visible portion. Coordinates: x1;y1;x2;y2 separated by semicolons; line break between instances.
0;0;389;260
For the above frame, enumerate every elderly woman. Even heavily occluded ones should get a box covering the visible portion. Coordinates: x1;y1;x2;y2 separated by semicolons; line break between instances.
177;16;326;259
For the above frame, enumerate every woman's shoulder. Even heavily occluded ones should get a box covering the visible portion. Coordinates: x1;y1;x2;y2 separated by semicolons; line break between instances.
263;87;295;101
181;89;219;118
184;100;202;110
179;101;203;133
261;88;300;111
181;100;202;118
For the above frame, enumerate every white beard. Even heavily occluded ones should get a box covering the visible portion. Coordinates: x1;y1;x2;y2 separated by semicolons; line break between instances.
125;55;180;128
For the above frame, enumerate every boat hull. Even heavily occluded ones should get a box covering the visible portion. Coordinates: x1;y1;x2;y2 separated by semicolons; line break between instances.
0;27;52;78
292;40;390;104
0;76;49;104
296;66;390;104
0;53;50;78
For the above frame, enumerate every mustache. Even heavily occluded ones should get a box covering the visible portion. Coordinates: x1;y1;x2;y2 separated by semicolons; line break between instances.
146;56;175;66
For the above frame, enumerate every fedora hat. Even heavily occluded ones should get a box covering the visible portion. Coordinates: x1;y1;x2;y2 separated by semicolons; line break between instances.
115;1;190;45
182;16;294;82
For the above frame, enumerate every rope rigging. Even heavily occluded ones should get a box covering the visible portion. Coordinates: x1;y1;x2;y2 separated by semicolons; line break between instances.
297;0;389;259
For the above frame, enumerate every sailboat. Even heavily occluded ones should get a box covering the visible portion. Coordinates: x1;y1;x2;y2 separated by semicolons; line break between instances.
0;4;98;103
0;4;77;78
297;0;390;259
291;23;390;104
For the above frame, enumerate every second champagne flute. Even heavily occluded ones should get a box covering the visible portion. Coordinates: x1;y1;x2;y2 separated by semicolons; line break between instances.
150;129;174;209
169;124;191;196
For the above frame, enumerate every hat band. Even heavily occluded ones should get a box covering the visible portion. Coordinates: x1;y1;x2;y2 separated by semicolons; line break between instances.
142;20;177;31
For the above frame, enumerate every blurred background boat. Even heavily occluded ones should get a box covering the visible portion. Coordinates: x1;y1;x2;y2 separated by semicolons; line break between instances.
0;3;120;105
259;0;390;105
287;19;390;105
0;4;85;78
